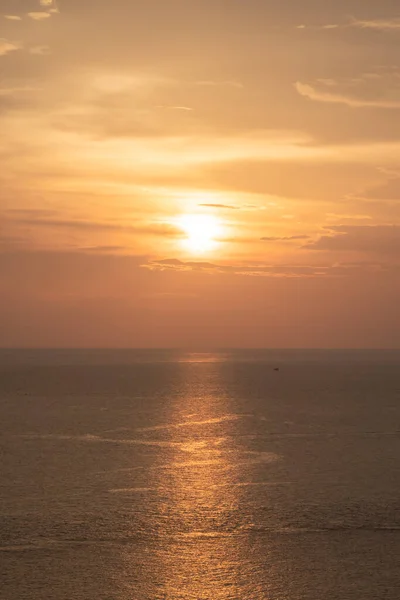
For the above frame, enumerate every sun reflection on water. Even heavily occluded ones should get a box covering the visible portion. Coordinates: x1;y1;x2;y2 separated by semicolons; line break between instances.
157;413;241;595
117;356;271;599
149;362;248;599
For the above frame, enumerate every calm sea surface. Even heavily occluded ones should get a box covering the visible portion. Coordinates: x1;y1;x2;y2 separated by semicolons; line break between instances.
1;349;400;599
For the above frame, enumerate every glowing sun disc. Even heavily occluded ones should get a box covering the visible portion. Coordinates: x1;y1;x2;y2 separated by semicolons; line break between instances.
178;214;222;253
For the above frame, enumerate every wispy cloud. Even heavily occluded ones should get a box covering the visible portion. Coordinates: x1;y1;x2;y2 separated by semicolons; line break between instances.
297;17;400;32
77;245;128;254
155;105;193;111
304;225;400;255
4;15;22;21
351;18;400;31
261;235;310;242
144;258;220;273
198;203;239;210
195;80;243;89
326;213;372;222
27;12;51;21
142;258;381;278
4;209;59;218
0;86;39;96
39;0;59;13
295;81;400;109
4;214;183;238
0;39;22;56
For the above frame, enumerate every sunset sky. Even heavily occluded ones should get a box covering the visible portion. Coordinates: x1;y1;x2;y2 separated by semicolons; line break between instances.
1;0;399;347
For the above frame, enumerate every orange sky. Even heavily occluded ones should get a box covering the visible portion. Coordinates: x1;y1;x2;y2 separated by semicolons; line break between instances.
1;0;399;347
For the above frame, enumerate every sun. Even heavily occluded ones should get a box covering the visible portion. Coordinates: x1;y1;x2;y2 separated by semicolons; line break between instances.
178;214;222;253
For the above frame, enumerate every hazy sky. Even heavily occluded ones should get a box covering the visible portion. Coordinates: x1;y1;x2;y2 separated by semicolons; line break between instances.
1;0;400;347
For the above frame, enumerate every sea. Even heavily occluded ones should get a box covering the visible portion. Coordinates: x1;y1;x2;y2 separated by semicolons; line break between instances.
1;349;399;600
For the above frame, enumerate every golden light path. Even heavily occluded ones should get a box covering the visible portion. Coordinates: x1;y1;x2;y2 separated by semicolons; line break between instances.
178;214;223;253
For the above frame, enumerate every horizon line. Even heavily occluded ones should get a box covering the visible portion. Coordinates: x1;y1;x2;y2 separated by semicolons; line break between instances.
1;347;399;352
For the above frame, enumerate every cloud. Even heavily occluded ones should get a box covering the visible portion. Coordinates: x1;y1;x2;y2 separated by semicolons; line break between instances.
4;15;22;21
3;214;183;238
29;45;51;56
198;203;239;210
77;245;128;254
142;258;382;278
155;105;193;111
0;39;22;56
295;81;400;109
145;258;220;273
297;17;400;32
305;225;400;255
195;80;243;89
351;18;400;31
0;86;39;96
40;0;59;13
326;213;372;221
4;209;59;218
27;12;51;20
261;235;310;242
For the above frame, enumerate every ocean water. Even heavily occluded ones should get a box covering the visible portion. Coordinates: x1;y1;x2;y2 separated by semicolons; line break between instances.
1;349;399;600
